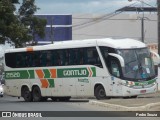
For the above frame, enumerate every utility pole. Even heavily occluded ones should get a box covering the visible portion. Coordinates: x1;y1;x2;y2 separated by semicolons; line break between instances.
128;0;145;42
141;0;144;43
51;17;54;44
141;17;144;43
158;0;160;54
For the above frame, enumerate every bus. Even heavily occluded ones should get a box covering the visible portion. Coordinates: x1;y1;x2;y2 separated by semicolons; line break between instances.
4;38;159;102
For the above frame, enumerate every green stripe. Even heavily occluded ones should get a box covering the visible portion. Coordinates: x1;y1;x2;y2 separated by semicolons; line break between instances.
5;70;29;79
91;67;96;77
43;69;50;78
48;79;55;88
127;79;156;86
5;67;96;79
28;70;34;79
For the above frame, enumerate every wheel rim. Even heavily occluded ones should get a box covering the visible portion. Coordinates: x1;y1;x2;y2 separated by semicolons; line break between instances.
99;89;105;98
23;88;31;101
24;91;30;99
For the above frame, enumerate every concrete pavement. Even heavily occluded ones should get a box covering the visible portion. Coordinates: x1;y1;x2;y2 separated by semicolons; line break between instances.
89;91;160;111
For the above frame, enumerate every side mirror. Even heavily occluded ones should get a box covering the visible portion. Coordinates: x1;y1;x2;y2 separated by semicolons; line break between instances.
150;51;160;65
108;53;125;67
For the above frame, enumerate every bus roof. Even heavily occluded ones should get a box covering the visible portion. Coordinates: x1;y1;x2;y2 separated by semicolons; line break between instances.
5;38;146;53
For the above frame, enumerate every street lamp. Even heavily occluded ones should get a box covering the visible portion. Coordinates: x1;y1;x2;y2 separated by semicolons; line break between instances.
128;0;145;43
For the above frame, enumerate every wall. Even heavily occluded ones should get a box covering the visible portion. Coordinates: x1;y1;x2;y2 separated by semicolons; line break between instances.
72;13;157;44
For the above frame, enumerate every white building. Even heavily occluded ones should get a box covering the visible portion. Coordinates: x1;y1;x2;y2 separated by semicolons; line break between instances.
72;13;157;44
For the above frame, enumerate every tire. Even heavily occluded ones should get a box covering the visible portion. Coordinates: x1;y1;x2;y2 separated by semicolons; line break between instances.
32;86;42;102
41;97;48;102
51;97;58;101
95;85;106;100
22;87;33;102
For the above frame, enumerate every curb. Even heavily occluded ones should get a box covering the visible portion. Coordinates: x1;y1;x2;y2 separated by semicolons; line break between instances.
89;100;160;111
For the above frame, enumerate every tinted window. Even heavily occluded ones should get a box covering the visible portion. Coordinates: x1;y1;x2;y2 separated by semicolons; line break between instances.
5;47;102;68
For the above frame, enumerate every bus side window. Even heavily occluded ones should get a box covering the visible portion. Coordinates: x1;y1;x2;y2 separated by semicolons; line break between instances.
79;49;84;65
64;50;69;65
46;51;52;66
51;50;56;66
69;49;74;65
18;53;26;68
33;51;40;67
87;49;96;64
16;53;21;67
69;49;77;65
69;48;84;65
57;51;64;66
40;51;47;67
85;47;102;67
25;53;30;67
55;51;61;66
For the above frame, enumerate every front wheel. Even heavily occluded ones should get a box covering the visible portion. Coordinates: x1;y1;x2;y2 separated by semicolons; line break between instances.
32;86;42;102
95;85;107;100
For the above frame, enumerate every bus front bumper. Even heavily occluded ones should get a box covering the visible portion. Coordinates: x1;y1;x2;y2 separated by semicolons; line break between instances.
122;83;157;96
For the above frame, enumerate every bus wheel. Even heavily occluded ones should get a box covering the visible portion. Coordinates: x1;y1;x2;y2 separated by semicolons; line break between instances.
95;85;106;100
22;87;32;102
51;97;58;101
41;97;48;102
32;86;42;102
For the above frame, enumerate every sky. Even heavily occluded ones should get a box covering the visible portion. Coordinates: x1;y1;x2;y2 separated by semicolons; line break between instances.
16;0;156;14
0;0;156;57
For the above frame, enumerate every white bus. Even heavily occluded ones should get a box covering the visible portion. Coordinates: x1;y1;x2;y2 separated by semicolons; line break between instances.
4;38;158;102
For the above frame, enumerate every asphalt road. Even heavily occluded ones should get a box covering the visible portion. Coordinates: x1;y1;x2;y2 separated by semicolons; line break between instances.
0;95;159;120
0;95;114;111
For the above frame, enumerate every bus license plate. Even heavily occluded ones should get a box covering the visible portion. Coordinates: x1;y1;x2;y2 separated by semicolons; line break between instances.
140;90;146;93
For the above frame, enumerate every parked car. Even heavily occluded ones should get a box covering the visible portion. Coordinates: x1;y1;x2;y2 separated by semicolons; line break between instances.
0;84;4;97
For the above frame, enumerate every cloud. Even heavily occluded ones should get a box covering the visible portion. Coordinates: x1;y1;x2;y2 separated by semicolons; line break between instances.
14;0;155;14
35;0;134;14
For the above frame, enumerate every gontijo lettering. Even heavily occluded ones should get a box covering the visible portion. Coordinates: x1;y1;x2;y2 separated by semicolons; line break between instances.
63;69;87;76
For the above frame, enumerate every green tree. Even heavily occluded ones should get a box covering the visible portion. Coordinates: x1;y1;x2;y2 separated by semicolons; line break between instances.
18;0;47;45
12;0;19;3
0;0;32;47
0;0;46;47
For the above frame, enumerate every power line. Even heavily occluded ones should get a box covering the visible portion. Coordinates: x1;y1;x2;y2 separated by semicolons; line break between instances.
72;2;139;30
73;33;156;40
73;17;157;22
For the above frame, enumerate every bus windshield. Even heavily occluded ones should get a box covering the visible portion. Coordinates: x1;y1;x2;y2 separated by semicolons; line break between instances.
117;48;155;81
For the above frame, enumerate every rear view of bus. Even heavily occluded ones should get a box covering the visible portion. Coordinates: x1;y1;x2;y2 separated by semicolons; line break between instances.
99;38;158;98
